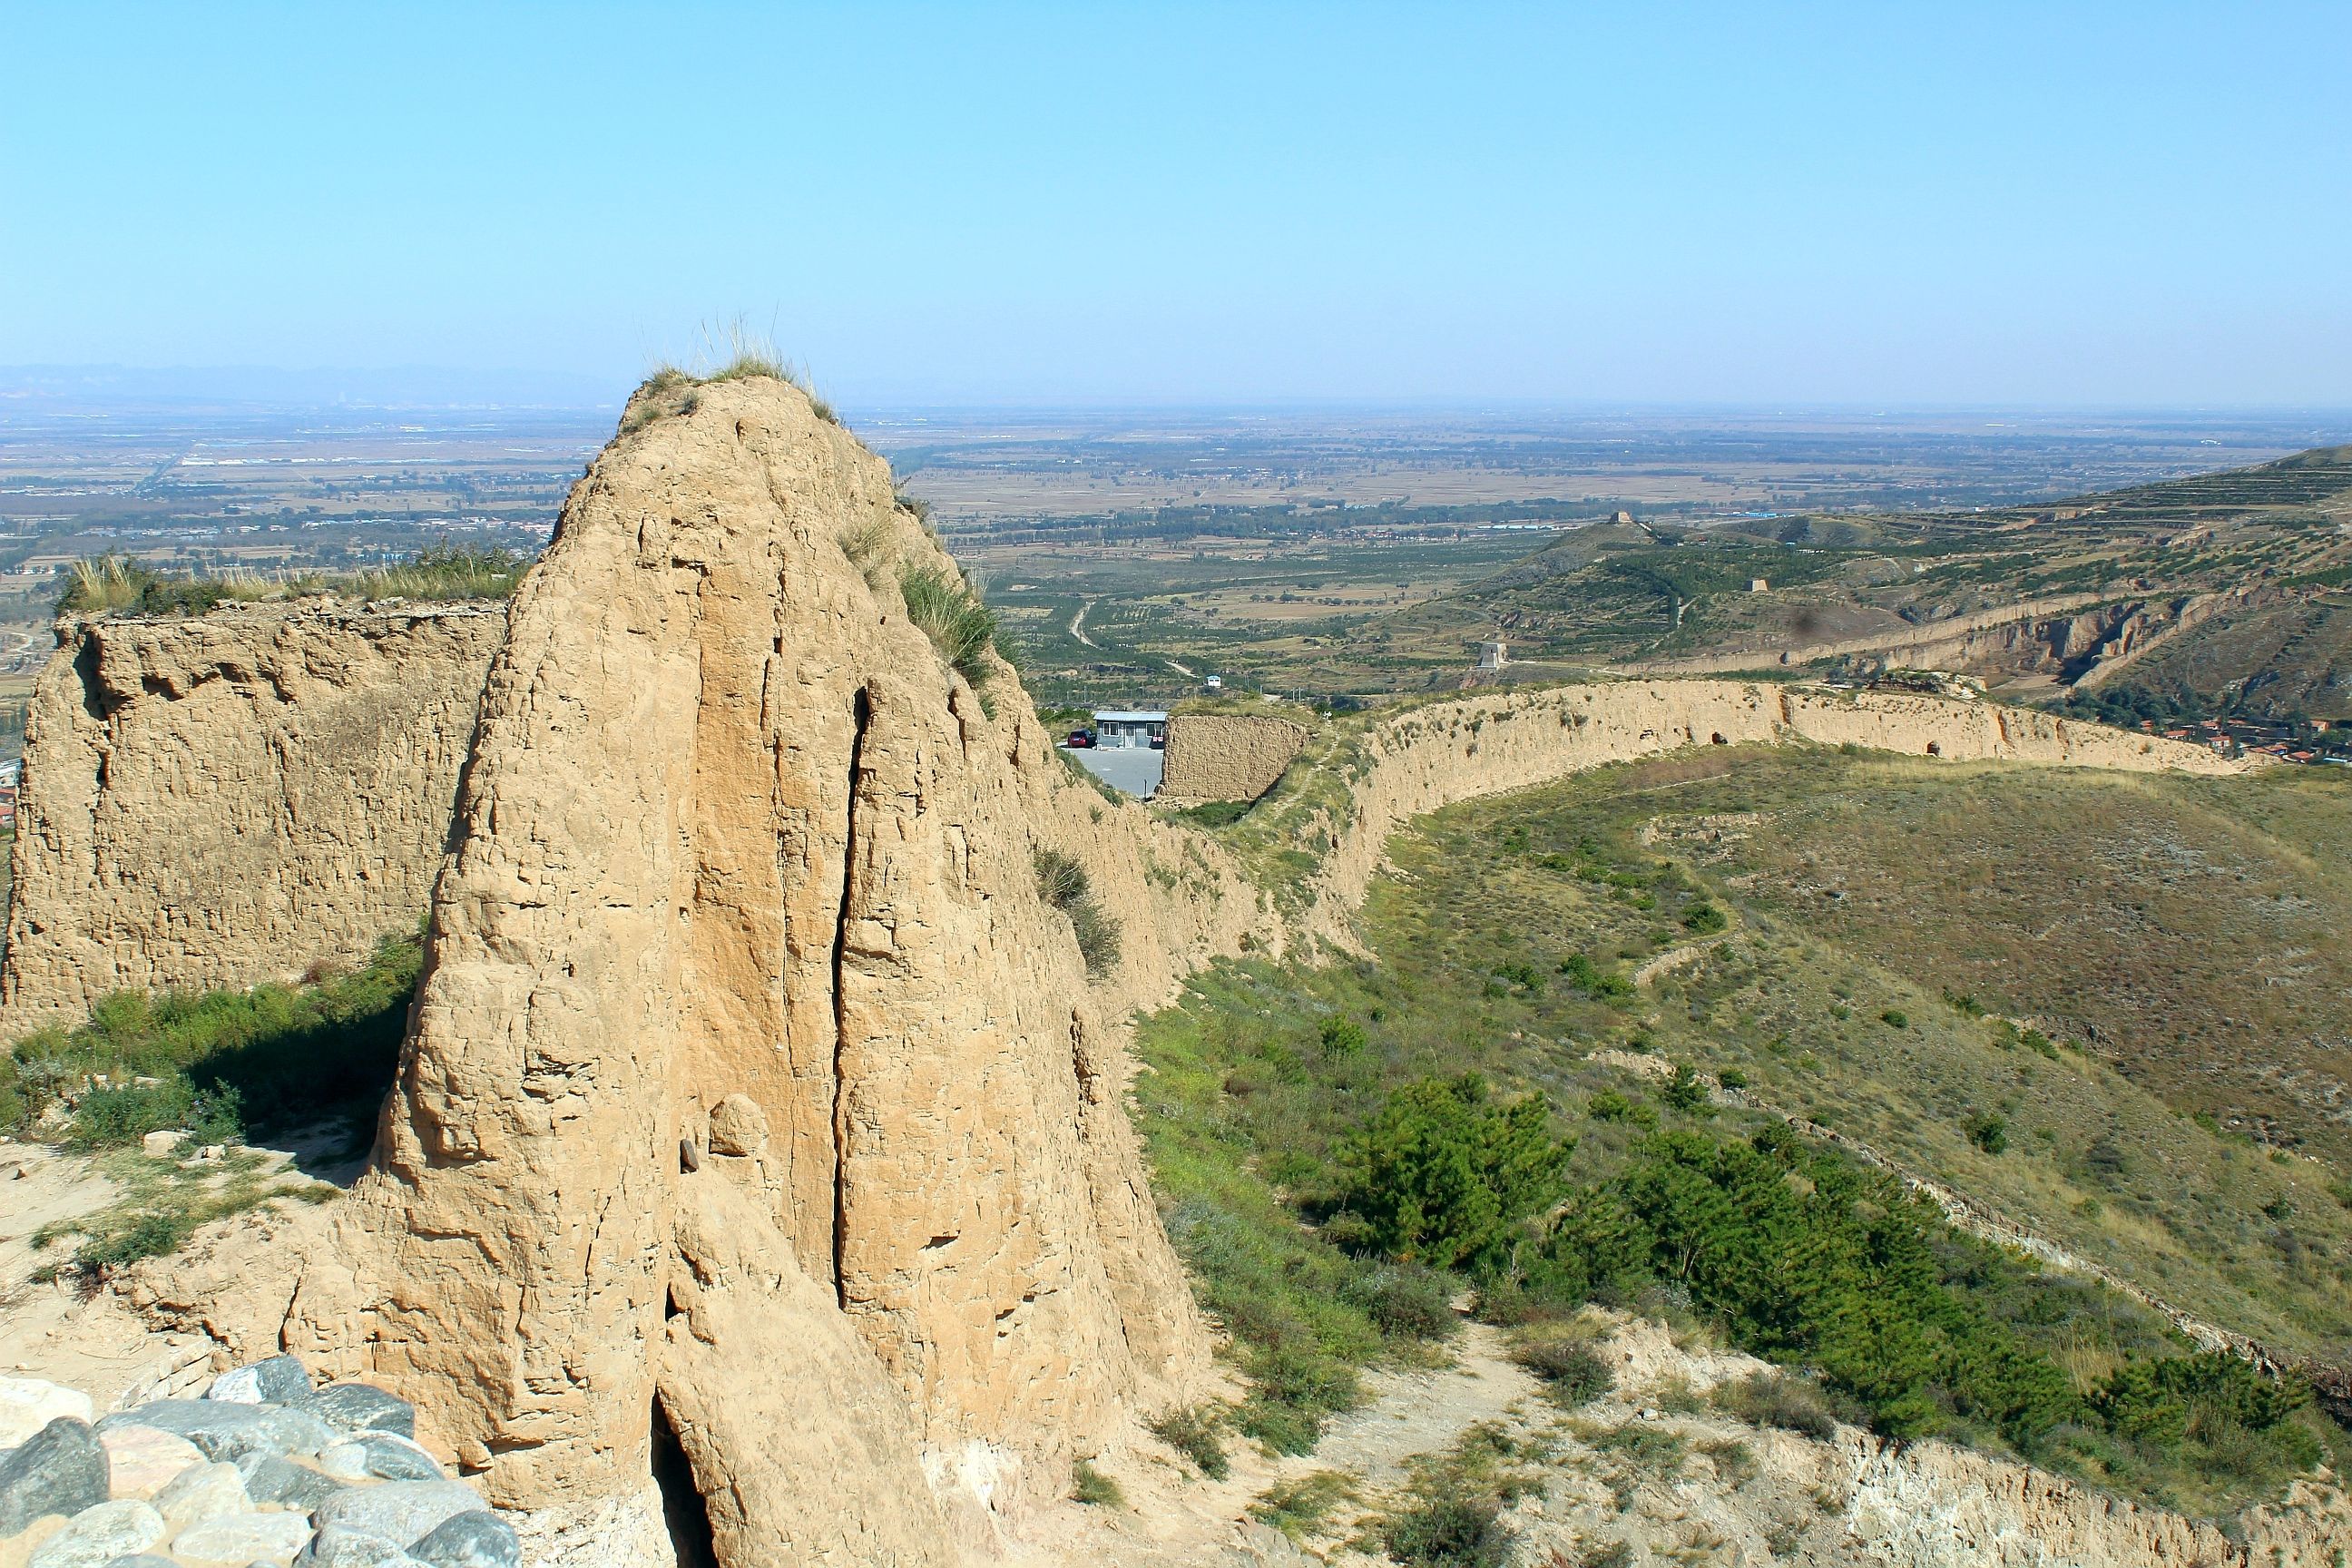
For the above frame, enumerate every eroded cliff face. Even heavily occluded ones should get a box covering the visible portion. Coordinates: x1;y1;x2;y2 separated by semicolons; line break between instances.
0;603;505;1034
268;378;1220;1559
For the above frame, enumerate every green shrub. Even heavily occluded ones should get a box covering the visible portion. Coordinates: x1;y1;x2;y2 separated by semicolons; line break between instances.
1661;1063;1711;1116
1170;798;1252;828
1377;1426;1535;1568
1334;1074;1572;1272
1489;962;1544;995
1681;902;1728;934
1513;1337;1612;1406
1965;1112;2008;1154
1558;953;1634;1002
1318;1015;1368;1060
1248;1470;1357;1540
1341;1262;1459;1340
1070;1458;1123;1507
1238;1342;1361;1454
1033;848;1122;977
1585;1089;1655;1128
72;1210;192;1271
1149;1404;1230;1479
2091;1353;2308;1447
65;1077;200;1148
1880;1008;1908;1029
1534;1129;2078;1446
900;561;1003;714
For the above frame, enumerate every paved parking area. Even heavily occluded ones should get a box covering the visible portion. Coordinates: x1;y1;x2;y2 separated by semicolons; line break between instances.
1065;745;1164;798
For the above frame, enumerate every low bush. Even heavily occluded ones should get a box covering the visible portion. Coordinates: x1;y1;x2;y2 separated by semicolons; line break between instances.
1238;1341;1362;1454
1169;798;1253;828
1341;1262;1459;1339
1248;1469;1357;1540
1148;1404;1230;1479
1558;953;1633;1002
1033;848;1122;977
1070;1459;1123;1507
1681;902;1728;934
1660;1063;1711;1115
1318;1015;1368;1060
1585;1089;1655;1127
1377;1426;1536;1568
1965;1112;2009;1154
1513;1337;1612;1406
1712;1370;1840;1440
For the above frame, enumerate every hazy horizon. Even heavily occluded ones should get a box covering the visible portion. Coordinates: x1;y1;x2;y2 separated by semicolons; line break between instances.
6;4;2348;408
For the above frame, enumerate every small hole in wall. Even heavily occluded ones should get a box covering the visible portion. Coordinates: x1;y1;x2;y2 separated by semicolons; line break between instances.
666;1285;683;1320
679;1139;700;1174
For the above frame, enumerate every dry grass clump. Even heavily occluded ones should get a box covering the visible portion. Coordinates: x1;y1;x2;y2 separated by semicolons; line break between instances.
58;545;523;619
839;514;897;590
630;318;840;426
1034;848;1122;977
900;559;1004;715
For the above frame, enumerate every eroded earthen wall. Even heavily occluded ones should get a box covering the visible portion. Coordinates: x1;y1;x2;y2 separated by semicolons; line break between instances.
284;378;1221;1559
0;603;506;1034
1155;712;1308;803
1295;681;2254;946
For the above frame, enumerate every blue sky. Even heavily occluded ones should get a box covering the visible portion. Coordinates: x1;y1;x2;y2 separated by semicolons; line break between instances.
5;3;2347;406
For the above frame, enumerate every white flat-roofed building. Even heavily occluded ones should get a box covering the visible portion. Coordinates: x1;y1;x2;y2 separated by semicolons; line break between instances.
1093;710;1168;749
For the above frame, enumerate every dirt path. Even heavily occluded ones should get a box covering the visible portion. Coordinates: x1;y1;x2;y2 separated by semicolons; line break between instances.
1070;600;1096;648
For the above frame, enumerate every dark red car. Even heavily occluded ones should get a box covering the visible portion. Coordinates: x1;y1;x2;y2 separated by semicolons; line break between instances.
1066;730;1095;749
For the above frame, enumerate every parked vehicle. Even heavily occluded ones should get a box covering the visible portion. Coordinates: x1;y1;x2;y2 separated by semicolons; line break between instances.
1149;733;1166;750
1066;730;1095;749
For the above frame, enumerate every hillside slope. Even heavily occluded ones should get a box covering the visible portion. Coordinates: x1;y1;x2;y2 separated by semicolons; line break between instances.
1377;445;2352;717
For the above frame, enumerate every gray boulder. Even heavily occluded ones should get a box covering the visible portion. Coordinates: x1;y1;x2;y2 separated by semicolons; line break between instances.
22;1498;163;1567
254;1405;341;1461
152;1459;250;1530
246;1455;349;1511
97;1399;337;1475
294;1525;429;1567
97;1401;270;1465
309;1385;416;1441
407;1511;520;1568
166;1508;316;1564
314;1480;485;1547
205;1353;313;1406
0;1416;108;1535
318;1434;444;1484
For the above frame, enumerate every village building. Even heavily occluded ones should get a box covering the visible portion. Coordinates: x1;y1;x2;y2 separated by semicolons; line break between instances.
1091;709;1168;749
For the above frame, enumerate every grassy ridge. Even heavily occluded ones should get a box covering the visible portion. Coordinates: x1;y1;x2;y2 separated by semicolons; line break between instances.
1134;748;2352;1519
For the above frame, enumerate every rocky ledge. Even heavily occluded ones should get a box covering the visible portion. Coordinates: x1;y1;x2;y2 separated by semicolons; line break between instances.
0;1357;514;1568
